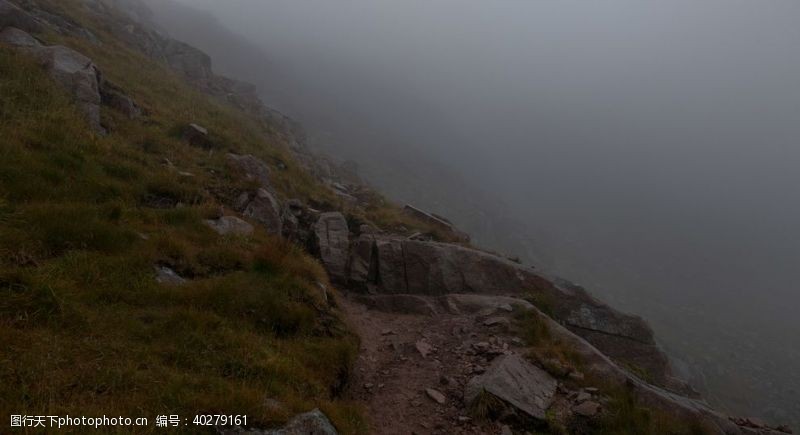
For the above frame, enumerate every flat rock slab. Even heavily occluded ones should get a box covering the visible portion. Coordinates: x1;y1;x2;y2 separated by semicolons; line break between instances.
204;216;254;236
465;354;557;421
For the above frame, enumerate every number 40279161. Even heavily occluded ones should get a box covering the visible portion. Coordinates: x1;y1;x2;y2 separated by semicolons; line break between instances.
192;415;247;426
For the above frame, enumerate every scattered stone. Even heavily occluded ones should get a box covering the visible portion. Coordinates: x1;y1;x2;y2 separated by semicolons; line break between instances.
415;339;434;358
464;354;557;421
154;266;185;285
472;342;490;353
483;317;510;327
575;391;592;403
573;401;601;418
381;329;394;336
568;371;585;381
183;123;211;147
204;216;254;236
500;425;513;435
425;388;446;405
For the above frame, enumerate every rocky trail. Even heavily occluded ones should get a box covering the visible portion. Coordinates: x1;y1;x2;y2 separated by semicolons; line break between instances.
343;296;506;435
340;294;599;435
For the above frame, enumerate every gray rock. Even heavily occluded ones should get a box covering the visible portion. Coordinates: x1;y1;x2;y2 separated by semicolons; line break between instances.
0;0;42;33
204;216;254;236
155;266;185;285
183;123;210;147
0;26;39;47
218;408;337;435
425;388;446;405
350;294;438;316
573;401;601;418
313;212;349;283
242;188;282;235
465;354;557;421
348;235;670;386
100;81;141;118
227;153;272;189
1;28;104;133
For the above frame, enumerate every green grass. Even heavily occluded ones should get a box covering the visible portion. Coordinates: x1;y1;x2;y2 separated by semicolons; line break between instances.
0;18;368;433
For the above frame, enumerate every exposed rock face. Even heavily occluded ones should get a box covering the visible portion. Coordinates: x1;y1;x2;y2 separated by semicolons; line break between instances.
344;234;673;386
0;25;36;46
313;212;350;284
204;216;254;236
0;0;42;33
0;27;104;133
464;354;558;421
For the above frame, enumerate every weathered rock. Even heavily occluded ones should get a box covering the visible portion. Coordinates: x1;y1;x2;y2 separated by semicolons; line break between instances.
155;266;185;285
464;354;557;421
218;408;337;435
0;0;42;33
425;388;446;405
415;339;434;358
100;81;141;118
350;294;438;316
1;27;104;132
348;235;671;386
183;123;211;147
204;216;254;236
573;401;601;418
242;188;282;235
313;212;349;283
403;204;470;242
0;26;39;46
227;154;272;189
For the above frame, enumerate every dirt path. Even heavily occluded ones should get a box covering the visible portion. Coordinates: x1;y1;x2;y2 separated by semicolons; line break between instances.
340;295;524;435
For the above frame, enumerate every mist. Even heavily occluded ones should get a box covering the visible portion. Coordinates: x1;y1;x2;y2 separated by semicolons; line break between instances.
150;0;800;424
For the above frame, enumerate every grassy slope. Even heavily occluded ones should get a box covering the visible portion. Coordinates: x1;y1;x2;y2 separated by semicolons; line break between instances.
0;1;384;432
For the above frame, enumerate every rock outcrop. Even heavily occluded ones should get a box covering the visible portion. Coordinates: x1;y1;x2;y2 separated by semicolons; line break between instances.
343;233;674;386
464;354;558;422
0;26;104;132
313;212;350;284
0;0;42;33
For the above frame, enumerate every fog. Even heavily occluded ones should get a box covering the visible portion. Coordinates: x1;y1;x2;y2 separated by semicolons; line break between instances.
151;0;800;425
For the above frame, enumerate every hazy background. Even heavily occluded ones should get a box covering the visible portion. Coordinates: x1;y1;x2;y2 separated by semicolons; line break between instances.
148;0;800;426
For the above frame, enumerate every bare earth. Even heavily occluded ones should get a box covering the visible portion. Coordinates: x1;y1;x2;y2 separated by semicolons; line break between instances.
341;295;520;435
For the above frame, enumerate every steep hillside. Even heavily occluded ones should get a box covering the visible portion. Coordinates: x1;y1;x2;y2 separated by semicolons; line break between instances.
0;0;793;434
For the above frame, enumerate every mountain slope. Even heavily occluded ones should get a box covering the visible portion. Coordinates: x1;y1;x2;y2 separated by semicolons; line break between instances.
0;1;792;434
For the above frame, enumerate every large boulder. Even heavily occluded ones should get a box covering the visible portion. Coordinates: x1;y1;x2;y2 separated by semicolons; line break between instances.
0;0;42;33
0;27;103;133
227;153;272;189
313;212;349;284
242;188;282;235
465;354;558;422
